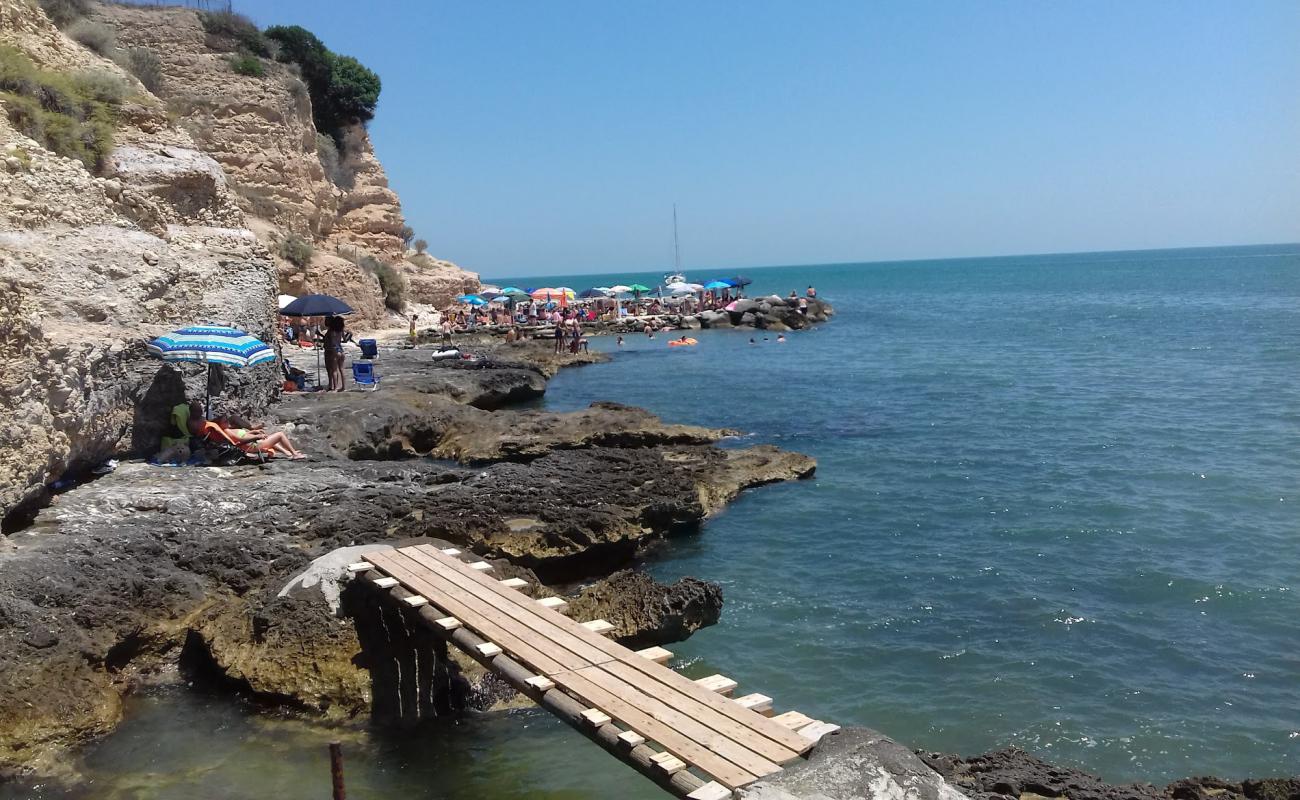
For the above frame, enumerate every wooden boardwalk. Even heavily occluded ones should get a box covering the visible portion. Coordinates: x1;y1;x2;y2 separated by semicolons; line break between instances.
352;544;838;799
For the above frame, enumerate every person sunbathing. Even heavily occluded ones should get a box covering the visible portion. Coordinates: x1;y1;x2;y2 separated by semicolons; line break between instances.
191;403;306;460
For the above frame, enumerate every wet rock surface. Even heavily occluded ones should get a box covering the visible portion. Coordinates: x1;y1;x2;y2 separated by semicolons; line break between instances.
920;748;1299;800
0;340;812;778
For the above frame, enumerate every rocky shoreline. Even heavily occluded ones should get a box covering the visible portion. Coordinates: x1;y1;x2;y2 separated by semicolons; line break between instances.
0;338;813;782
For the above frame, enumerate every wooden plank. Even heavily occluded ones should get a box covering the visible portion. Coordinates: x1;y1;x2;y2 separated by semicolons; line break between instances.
656;756;688;774
537;596;569;611
434;616;462;631
440;547;461;556
403;545;814;758
598;660;801;766
525;676;555;692
373;576;398;589
798;721;840;743
499;577;529;589
402;595;429;608
570;665;783;782
395;548;611;667
346;562;373;573
580;708;612;727
581;619;615;636
468;561;493;571
772;711;814;730
635;646;673;664
733;694;772;715
618;730;646;748
695;674;738;696
553;669;759;790
687;781;733;800
366;551;582;676
476;642;503;658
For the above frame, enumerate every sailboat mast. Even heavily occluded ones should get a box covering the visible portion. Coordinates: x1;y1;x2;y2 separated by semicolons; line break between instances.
673;203;681;271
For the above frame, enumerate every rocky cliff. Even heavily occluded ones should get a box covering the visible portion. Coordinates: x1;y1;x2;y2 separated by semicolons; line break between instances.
0;0;476;521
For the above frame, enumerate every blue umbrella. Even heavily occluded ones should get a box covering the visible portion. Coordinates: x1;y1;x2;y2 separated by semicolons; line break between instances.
703;280;732;290
280;294;354;318
729;275;753;287
578;288;608;299
147;325;276;417
457;294;489;306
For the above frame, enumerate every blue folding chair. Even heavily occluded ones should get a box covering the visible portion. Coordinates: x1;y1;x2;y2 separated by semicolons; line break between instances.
358;338;378;359
351;361;381;390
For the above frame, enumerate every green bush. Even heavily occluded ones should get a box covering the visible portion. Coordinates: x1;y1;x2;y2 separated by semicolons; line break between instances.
228;53;265;77
37;0;93;29
123;47;163;95
398;224;414;248
0;46;121;171
264;24;380;138
413;238;428;255
359;255;405;311
67;19;116;56
199;10;270;57
279;234;313;267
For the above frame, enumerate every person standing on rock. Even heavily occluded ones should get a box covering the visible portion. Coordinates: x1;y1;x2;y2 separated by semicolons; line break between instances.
324;316;346;392
806;285;817;298
409;313;418;341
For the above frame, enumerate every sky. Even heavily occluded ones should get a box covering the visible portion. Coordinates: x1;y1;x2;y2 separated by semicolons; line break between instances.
240;1;1300;277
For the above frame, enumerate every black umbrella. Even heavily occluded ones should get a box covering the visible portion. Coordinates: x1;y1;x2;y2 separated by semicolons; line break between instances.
279;294;353;387
729;275;753;287
280;294;354;317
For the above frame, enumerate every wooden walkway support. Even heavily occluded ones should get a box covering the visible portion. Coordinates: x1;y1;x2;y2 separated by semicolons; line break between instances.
350;545;839;798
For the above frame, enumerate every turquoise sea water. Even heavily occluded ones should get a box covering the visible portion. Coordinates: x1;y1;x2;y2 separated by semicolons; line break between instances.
10;245;1298;799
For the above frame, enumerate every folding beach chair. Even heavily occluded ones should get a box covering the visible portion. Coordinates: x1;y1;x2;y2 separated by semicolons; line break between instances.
351;361;381;390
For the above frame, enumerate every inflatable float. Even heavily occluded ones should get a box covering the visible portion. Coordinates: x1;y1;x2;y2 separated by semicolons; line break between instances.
668;338;698;347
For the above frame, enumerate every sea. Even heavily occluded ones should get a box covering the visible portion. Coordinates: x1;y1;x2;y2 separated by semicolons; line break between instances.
9;244;1298;799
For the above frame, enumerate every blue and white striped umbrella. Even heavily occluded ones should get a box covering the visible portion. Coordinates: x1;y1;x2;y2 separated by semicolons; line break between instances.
147;325;276;368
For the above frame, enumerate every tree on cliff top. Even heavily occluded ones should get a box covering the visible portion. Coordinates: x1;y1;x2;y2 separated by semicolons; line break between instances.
264;24;380;140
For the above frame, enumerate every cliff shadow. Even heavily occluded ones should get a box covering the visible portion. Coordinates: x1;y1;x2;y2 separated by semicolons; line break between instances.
130;365;187;455
341;579;467;729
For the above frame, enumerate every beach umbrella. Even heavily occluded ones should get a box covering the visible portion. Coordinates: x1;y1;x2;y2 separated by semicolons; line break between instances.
499;286;524;294
724;300;739;311
147;325;275;419
277;294;352;385
529;287;556;300
609;284;633;294
277;294;297;310
627;283;651;299
280;294;354;318
457;294;489;306
578;288;608;299
703;280;731;290
730;275;753;287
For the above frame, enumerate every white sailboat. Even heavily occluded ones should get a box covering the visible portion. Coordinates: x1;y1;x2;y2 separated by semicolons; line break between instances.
662;203;686;285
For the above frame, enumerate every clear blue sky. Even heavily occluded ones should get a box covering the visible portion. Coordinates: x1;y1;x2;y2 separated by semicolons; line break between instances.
243;1;1299;276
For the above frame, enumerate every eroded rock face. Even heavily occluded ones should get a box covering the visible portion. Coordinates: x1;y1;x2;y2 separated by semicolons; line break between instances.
566;570;722;649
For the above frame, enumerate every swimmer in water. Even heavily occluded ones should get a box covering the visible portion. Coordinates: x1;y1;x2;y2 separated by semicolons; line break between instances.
777;334;786;343
749;338;756;345
617;336;624;347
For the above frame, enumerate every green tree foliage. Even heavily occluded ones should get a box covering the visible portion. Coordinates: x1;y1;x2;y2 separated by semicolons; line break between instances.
264;24;380;139
413;238;428;255
0;46;123;172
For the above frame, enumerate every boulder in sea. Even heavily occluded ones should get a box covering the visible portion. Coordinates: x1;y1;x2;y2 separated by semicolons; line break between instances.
681;315;702;330
699;310;731;328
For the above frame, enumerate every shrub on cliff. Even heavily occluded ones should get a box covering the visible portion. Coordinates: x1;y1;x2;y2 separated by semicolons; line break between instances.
359;255;405;311
37;0;92;29
228;53;265;78
414;239;428;255
264;24;380;139
0;46;122;172
279;234;314;268
122;47;164;95
66;19;116;57
199;10;271;57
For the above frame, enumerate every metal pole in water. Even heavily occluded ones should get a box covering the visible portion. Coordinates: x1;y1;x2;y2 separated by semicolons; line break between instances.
328;742;346;800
